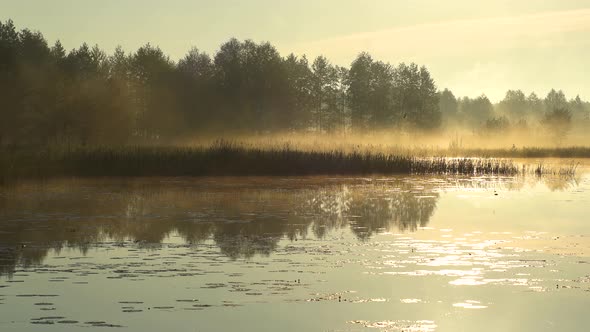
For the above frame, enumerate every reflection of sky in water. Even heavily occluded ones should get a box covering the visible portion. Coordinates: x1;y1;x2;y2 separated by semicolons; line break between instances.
0;171;589;331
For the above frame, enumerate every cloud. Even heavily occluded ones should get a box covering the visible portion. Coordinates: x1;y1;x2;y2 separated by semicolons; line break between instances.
443;62;518;101
287;8;590;63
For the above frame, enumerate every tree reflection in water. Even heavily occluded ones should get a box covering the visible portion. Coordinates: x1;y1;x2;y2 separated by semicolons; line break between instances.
0;175;577;276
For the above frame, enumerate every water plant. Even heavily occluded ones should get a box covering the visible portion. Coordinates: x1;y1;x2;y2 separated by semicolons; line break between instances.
0;143;532;181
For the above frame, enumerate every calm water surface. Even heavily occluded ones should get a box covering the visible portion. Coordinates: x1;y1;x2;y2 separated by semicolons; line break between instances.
1;163;589;331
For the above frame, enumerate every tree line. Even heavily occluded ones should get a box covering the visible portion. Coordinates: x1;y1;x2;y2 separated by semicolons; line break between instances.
1;19;589;146
440;89;589;127
440;88;589;142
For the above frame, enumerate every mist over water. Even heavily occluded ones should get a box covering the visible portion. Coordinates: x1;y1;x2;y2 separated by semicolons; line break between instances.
1;168;589;331
1;19;589;149
2;8;590;332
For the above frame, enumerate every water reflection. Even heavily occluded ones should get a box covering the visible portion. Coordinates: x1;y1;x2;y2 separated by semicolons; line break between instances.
305;184;438;239
0;175;578;276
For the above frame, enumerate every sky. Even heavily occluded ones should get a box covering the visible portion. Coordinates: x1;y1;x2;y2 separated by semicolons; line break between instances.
3;0;590;102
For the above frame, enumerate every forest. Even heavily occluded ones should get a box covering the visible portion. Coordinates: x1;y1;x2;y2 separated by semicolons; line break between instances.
2;19;589;148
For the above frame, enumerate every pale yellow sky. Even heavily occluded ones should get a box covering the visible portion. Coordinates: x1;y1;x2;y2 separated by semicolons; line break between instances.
3;0;590;101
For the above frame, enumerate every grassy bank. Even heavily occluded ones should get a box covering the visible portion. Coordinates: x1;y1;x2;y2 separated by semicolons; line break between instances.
176;135;590;158
1;143;530;181
445;146;590;158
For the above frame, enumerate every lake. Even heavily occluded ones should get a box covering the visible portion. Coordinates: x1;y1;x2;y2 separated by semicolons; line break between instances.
1;161;589;331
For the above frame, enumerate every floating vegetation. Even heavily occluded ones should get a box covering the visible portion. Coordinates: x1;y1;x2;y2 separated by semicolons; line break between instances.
84;321;125;328
118;301;144;304
201;282;226;289
222;303;243;307
31;316;66;320
0;163;588;331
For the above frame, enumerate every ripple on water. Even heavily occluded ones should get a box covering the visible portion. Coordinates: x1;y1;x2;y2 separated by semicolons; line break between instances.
34;302;53;306
400;298;423;304
452;300;488;309
349;319;437;331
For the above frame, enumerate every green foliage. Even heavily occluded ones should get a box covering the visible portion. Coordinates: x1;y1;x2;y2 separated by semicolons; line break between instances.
568;95;589;121
545;89;568;112
526;92;544;120
458;95;494;127
498;90;527;121
311;56;341;132
1;19;589;147
346;54;441;132
393;63;440;130
484;116;510;134
542;107;572;145
438;89;458;123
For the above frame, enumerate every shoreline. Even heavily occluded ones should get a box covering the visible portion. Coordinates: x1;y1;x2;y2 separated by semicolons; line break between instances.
1;145;583;181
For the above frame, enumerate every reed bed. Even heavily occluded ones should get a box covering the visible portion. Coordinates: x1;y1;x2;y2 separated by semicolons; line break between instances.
446;146;590;158
181;137;590;158
531;161;579;176
0;142;534;181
